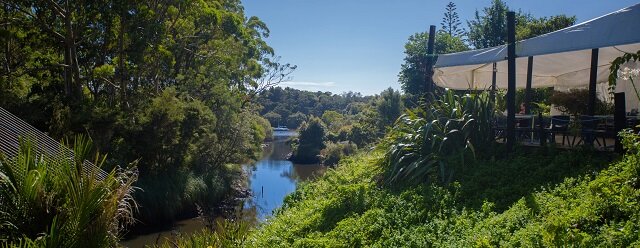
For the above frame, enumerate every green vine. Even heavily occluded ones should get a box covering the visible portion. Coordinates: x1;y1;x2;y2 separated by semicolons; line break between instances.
608;49;640;95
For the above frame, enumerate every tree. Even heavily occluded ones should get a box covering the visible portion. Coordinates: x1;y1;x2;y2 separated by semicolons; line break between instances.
441;2;465;38
376;88;403;128
0;0;290;227
398;32;468;101
290;117;326;164
321;110;345;132
287;112;307;129
517;15;576;40
264;111;282;127
467;0;509;49
467;0;576;49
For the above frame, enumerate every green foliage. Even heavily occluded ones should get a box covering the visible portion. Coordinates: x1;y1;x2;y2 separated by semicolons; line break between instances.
286;112;308;129
441;2;465;38
321;110;346;133
1;0;284;227
264;111;282;127
549;89;613;116
466;0;575;49
320;142;358;166
383;90;494;185
376;87;404;129
467;0;510;49
155;219;252;248
348;123;379;148
257;87;372;127
248;133;640;247
608;49;640;100
0;136;137;247
290;117;327;164
514;87;554;114
399;32;468;99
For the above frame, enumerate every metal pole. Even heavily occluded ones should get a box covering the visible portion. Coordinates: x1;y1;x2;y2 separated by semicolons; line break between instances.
506;12;517;152
587;48;599;116
525;56;533;114
491;62;497;104
425;25;436;95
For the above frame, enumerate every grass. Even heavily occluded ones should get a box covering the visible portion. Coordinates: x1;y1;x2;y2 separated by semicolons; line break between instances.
245;142;639;247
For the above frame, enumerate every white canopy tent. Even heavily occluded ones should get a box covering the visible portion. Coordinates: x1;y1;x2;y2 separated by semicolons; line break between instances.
433;3;640;96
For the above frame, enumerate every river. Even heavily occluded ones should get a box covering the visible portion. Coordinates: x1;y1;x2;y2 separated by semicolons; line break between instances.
120;130;325;247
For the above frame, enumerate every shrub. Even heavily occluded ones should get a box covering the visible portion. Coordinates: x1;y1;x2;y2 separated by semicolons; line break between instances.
320;142;358;166
549;89;612;116
0;136;137;247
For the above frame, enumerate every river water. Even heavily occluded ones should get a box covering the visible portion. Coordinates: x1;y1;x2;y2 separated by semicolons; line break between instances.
121;130;325;247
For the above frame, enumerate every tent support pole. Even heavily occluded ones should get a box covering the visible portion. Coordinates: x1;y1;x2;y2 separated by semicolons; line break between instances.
425;25;436;95
491;62;497;104
588;48;599;116
525;56;533;114
506;12;516;153
614;92;626;153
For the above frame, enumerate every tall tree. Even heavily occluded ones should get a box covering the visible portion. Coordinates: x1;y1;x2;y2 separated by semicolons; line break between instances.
376;87;403;129
398;32;468;102
441;2;465;38
467;0;576;49
466;0;509;49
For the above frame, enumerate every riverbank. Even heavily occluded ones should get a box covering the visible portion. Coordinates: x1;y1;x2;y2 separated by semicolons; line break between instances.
121;131;325;247
246;145;640;247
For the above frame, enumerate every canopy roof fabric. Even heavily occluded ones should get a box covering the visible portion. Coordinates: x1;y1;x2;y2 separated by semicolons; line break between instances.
433;3;640;90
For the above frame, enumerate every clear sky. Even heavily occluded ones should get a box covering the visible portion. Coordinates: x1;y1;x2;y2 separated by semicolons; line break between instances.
242;0;639;95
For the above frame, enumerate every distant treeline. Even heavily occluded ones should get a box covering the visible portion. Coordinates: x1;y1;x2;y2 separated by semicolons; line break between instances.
257;87;374;128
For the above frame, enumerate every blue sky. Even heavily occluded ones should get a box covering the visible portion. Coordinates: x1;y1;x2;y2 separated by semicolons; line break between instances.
242;0;639;95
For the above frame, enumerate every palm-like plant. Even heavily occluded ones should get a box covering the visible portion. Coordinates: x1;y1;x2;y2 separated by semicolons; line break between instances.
0;136;138;247
382;89;494;185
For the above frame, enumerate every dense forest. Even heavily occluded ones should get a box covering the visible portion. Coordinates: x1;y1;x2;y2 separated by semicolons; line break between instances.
0;0;291;231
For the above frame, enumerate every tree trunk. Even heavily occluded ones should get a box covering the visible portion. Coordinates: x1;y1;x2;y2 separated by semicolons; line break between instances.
118;0;127;107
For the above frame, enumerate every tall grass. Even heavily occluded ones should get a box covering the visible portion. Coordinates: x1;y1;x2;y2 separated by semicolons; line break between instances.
382;89;494;185
0;136;137;247
155;219;252;248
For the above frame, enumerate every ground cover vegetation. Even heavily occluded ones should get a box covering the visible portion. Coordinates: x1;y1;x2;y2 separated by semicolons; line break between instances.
0;0;290;230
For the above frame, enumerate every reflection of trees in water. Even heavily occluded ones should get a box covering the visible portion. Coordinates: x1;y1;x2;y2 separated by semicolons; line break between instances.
241;132;327;220
269;138;292;160
281;164;327;181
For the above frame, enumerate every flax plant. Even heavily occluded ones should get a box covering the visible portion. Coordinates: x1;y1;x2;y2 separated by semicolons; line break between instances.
0;136;138;247
382;89;495;185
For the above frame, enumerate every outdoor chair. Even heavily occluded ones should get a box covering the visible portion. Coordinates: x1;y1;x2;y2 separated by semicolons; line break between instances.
575;115;605;147
534;115;553;145
602;116;616;150
494;116;507;142
628;117;640;132
515;116;534;143
550;115;570;146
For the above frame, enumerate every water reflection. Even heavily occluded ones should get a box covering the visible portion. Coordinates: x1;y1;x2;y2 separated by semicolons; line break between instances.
121;131;324;247
243;131;326;220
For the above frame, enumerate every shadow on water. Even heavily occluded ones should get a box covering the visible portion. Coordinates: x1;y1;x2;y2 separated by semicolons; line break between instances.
120;130;326;247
